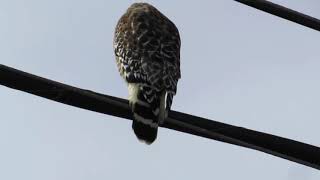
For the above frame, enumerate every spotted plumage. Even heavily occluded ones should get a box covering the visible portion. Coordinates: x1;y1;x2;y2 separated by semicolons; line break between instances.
114;3;181;144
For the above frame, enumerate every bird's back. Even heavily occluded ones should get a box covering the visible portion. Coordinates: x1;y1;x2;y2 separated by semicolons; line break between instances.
114;3;181;144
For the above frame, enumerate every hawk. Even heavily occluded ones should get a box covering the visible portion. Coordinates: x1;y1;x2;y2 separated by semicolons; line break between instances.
114;3;181;144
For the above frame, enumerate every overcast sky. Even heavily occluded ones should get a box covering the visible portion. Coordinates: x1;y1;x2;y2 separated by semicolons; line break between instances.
1;0;320;179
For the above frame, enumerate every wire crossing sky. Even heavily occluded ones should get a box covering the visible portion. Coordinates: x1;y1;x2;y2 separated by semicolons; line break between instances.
1;64;320;170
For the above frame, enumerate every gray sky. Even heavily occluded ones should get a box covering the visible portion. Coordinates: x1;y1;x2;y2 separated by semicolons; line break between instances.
1;0;320;179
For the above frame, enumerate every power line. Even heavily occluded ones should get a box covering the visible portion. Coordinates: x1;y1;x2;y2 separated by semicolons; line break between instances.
1;64;319;170
1;0;320;171
234;0;320;32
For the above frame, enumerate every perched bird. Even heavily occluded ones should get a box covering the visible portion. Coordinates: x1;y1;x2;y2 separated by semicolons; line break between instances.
114;3;181;144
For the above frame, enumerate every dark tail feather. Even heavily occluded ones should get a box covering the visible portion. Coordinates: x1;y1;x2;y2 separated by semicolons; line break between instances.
130;86;161;144
131;98;158;144
132;120;157;144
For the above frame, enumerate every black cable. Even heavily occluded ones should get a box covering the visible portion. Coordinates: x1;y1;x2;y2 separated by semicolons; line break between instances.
1;64;319;170
234;0;320;32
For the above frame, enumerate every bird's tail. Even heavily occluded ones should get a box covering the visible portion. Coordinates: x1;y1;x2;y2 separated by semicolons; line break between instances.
132;120;157;145
129;84;166;144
